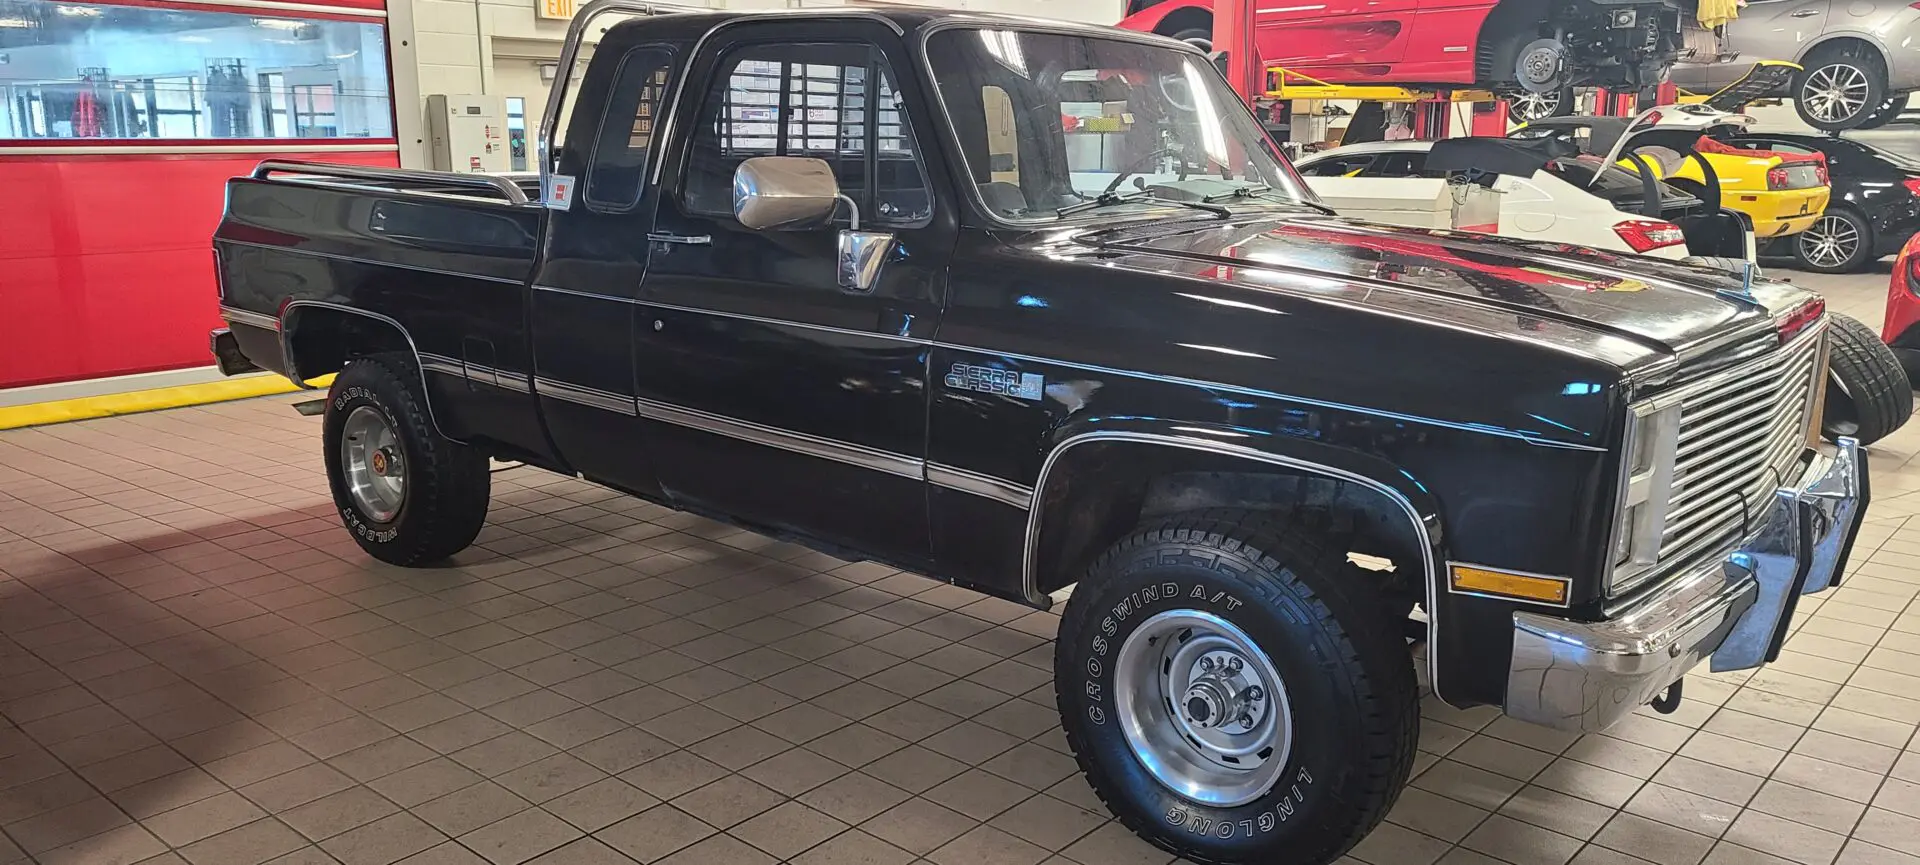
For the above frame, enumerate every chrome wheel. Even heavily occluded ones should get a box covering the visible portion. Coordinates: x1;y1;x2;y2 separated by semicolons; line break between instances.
1798;214;1860;270
1803;63;1871;124
340;405;406;523
1113;609;1293;807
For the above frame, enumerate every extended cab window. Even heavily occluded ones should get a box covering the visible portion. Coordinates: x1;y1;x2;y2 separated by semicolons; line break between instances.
683;42;930;226
585;47;673;210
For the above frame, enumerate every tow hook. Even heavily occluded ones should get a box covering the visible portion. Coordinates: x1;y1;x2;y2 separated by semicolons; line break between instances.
1648;679;1684;715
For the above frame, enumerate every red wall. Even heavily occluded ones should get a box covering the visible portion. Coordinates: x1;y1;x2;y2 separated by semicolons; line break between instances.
0;147;399;389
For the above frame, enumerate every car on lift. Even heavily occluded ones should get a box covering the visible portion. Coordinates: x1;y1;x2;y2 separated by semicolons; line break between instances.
1670;0;1920;131
1721;132;1920;273
208;5;1869;863
1117;0;1712;98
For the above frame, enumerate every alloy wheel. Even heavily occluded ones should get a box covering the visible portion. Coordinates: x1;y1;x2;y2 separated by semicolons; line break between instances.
340;405;406;523
1113;609;1295;807
1803;64;1872;125
1798;214;1861;270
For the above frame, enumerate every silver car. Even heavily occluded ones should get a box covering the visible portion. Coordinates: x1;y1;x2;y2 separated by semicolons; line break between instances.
1671;0;1920;130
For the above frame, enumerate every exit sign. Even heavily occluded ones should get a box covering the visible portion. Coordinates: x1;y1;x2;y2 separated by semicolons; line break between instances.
537;0;574;19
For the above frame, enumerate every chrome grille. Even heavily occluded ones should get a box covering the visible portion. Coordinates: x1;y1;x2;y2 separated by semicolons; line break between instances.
1615;326;1824;596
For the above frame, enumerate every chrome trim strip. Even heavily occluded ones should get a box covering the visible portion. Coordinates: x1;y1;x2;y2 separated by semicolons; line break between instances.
1444;561;1573;609
648;301;932;344
536;377;640;416
220;307;281;332
278;300;460;443
1023;431;1445;703
937;344;1607;452
216;240;528;286
534;286;934;345
636;397;924;480
928;463;1033;509
419;352;533;394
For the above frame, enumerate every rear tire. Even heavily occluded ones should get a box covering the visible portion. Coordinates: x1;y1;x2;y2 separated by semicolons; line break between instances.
1793;207;1875;274
323;353;491;565
1824;313;1913;446
1794;45;1889;131
1054;509;1417;865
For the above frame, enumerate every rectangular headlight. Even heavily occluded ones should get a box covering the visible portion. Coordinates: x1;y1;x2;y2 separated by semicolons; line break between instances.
1607;400;1681;593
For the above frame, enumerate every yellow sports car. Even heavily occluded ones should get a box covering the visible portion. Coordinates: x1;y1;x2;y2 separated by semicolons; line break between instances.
1628;138;1830;239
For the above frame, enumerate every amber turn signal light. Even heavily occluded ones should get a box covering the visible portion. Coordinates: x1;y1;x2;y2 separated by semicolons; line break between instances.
1448;565;1571;606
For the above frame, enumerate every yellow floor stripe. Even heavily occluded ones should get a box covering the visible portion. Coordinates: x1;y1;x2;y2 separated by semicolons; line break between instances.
0;374;333;431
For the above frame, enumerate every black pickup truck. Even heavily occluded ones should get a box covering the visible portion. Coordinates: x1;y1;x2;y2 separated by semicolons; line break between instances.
209;4;1868;862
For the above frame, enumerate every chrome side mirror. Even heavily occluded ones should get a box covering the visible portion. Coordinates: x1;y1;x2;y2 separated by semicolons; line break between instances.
733;156;841;230
838;230;896;294
731;155;896;292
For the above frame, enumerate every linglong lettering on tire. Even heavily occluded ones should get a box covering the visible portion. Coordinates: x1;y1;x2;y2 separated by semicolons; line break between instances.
1160;766;1317;835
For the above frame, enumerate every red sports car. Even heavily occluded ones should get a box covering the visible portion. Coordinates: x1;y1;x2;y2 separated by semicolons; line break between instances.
1885;231;1920;385
1116;0;1698;96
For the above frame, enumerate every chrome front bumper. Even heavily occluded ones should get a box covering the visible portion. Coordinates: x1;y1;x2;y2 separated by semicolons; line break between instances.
1504;438;1868;733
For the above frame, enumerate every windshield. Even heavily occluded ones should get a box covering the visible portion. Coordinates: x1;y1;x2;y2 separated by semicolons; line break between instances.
925;28;1315;221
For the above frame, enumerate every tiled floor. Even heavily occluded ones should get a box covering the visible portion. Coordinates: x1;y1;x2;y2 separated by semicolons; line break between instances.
2;270;1918;865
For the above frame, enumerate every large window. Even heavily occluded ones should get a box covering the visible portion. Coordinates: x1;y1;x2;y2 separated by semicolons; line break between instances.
683;42;930;227
0;0;392;140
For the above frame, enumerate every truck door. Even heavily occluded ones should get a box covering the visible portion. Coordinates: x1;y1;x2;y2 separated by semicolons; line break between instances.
633;21;952;568
527;40;681;500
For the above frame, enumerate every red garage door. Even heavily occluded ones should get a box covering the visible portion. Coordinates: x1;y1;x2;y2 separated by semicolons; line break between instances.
0;0;399;389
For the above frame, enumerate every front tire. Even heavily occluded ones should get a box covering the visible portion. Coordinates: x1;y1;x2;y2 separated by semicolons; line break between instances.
323;353;491;565
1795;45;1888;131
1794;207;1875;274
1055;510;1417;865
1824;313;1914;446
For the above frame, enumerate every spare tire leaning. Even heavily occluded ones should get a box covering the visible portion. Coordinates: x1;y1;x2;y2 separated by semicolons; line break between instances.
1825;312;1914;446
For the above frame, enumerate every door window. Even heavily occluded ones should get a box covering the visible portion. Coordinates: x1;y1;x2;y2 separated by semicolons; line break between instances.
583;47;674;211
683;42;931;227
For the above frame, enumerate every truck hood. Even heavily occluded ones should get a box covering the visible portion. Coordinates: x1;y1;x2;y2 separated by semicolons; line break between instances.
1072;215;1789;361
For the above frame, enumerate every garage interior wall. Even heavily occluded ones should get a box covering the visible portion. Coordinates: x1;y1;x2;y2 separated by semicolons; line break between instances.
387;0;1122;168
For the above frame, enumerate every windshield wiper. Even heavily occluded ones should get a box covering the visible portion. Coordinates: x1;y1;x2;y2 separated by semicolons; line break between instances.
1200;183;1339;216
1057;190;1229;218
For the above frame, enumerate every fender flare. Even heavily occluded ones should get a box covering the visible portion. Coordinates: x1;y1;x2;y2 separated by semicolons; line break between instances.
279;300;455;441
1020;428;1452;703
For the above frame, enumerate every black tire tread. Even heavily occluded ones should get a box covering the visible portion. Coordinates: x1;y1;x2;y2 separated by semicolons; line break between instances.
1826;313;1914;446
1795;45;1889;131
330;353;490;565
1054;508;1418;865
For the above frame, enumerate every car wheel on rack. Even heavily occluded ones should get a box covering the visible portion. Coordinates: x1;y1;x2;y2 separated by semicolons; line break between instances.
1794;207;1875;274
1055;509;1417;865
1795;45;1888;131
1824;313;1913;446
1506;83;1575;123
1169;27;1213;53
323;352;492;566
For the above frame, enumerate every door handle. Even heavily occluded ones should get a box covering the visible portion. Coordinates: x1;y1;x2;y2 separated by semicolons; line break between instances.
648;232;711;246
1790;9;1819;17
